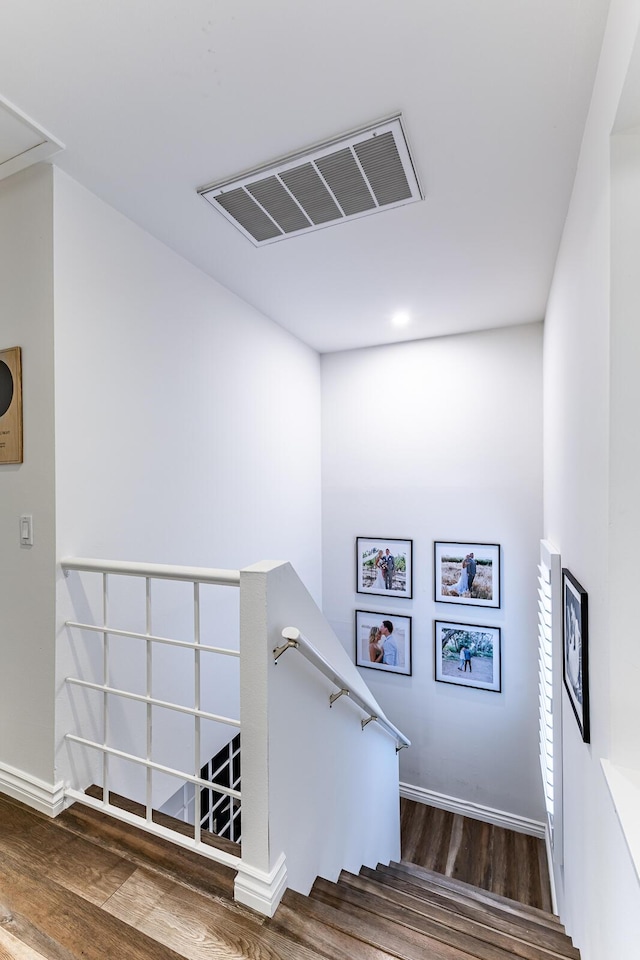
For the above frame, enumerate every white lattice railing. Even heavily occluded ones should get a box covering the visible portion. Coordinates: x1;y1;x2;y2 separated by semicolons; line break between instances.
61;557;242;869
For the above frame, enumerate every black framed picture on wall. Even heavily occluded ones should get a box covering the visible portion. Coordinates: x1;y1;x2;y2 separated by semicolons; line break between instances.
434;620;501;692
434;541;500;608
562;569;589;743
356;537;413;599
355;609;412;676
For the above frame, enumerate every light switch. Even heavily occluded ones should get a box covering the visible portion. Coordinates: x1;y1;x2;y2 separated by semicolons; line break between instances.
20;514;33;546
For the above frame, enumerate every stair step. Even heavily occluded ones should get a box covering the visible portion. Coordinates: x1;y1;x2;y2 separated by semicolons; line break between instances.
390;861;565;932
314;875;552;960
274;892;397;960
292;883;486;960
350;869;578;960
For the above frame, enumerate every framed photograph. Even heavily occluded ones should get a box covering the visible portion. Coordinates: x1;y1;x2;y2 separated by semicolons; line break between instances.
0;346;23;465
562;569;589;743
434;620;501;692
434;541;500;608
355;609;412;676
356;537;413;599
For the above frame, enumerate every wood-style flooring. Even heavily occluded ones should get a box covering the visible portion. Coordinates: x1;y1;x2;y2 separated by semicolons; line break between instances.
0;791;570;960
400;797;553;912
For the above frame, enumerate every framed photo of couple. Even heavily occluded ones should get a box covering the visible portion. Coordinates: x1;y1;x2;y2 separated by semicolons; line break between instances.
434;619;501;692
356;537;413;599
434;541;500;609
355;610;412;676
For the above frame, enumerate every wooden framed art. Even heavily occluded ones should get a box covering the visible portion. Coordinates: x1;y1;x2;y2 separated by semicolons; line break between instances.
562;568;589;743
434;619;501;692
355;609;412;676
0;346;23;464
434;541;500;608
356;537;413;599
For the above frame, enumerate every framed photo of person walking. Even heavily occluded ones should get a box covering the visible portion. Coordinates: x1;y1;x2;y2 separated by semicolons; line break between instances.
434;541;500;608
434;620;501;692
356;537;413;599
355;609;412;676
562;569;589;743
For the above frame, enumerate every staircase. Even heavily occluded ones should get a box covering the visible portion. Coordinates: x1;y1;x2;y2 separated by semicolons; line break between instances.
0;791;579;960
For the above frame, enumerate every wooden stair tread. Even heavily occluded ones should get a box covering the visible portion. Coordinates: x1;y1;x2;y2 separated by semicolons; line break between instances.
358;867;578;959
275;892;397;960
313;876;553;960
289;885;486;960
392;861;564;931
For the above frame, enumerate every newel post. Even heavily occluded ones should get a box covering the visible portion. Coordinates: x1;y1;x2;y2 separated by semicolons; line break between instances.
233;560;288;916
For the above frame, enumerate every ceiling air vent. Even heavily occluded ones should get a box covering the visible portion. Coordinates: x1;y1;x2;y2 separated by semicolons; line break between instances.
198;114;422;246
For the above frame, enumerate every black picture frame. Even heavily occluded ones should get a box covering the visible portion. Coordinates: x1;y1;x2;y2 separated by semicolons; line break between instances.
434;619;502;692
562;568;589;743
356;537;413;599
434;541;501;608
355;609;412;676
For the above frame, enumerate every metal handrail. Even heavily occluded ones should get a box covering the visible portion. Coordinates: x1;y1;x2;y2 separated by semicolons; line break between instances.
61;556;240;586
275;627;411;751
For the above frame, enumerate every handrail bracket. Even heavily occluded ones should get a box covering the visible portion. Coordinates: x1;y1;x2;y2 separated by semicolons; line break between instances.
361;714;378;730
329;688;350;708
273;639;299;663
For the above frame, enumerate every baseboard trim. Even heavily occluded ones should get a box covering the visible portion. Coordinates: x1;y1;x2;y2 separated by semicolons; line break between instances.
400;782;546;839
0;761;65;817
234;852;287;917
544;823;559;914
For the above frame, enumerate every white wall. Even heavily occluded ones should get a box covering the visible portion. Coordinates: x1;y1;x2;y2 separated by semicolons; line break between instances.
52;170;323;799
544;0;640;955
322;324;544;822
0;164;57;786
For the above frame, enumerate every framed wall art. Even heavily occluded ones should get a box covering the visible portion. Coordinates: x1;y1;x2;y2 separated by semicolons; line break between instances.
355;609;412;676
0;346;22;464
434;619;501;692
356;537;413;599
434;541;500;608
562;569;589;743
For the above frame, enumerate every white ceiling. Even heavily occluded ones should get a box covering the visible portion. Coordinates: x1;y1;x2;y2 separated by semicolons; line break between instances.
0;1;609;353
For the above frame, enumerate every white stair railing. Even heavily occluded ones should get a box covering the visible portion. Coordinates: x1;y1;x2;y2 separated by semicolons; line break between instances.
61;557;242;869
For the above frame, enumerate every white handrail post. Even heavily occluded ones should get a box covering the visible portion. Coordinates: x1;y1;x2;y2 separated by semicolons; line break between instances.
233;560;288;917
145;577;152;824
102;572;109;807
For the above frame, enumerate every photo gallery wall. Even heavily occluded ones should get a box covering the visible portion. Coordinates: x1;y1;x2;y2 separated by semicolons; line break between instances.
355;537;502;691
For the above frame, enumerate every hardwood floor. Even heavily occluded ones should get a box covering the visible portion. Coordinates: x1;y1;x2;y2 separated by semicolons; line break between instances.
0;791;572;959
400;798;553;912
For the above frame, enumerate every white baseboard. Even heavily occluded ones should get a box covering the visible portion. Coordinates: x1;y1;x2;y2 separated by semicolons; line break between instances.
0;761;65;817
234;852;287;917
400;781;546;839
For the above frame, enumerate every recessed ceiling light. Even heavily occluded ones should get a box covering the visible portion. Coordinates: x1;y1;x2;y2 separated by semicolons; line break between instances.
392;311;410;327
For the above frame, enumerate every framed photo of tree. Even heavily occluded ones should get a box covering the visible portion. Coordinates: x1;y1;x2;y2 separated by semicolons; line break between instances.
434;620;501;692
356;537;413;599
562;569;589;743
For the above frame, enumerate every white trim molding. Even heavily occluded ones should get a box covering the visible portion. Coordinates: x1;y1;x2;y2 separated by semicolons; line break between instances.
400;782;546;839
0;761;65;817
234;852;288;917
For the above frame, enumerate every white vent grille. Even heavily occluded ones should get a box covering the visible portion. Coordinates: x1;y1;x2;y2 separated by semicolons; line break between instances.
199;115;422;246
